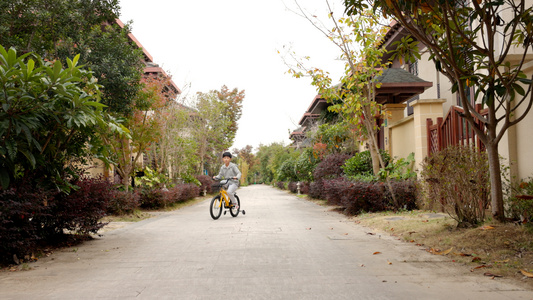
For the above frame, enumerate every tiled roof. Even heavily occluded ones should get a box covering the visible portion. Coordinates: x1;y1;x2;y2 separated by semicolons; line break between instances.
377;68;430;84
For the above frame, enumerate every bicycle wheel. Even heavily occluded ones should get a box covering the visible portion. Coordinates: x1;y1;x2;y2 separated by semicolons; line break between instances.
210;195;223;220
229;195;240;217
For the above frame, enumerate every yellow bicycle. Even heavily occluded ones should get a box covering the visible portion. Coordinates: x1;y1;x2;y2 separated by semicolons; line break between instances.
210;179;245;220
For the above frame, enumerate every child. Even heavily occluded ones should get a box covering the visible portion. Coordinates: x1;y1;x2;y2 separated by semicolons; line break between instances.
213;151;241;209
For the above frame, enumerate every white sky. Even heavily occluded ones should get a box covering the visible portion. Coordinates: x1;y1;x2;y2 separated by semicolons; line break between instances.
119;0;346;151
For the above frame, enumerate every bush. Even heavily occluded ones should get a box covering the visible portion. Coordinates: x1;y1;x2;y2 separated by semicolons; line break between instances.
313;153;352;181
295;149;320;182
0;185;52;264
0;176;116;265
139;188;166;209
507;177;533;223
107;190;140;215
45;176;111;235
195;175;213;195
320;178;417;215
277;158;298;182
420;146;490;227
309;180;325;199
323;178;352;206
342;150;391;177
276;181;286;190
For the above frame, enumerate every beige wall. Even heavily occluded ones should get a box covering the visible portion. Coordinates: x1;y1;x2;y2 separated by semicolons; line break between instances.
388;116;415;161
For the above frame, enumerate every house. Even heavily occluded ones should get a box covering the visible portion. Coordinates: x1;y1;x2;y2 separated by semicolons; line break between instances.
290;95;331;149
291;12;533;183
378;16;533;182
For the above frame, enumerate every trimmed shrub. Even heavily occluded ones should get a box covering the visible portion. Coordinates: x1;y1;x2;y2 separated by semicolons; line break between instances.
195;175;213;195
323;178;352;206
107;190;140;215
309;180;325;199
276;181;286;190
45;177;111;235
320;178;417;215
0;185;52;264
139;188;166;209
313;153;352;181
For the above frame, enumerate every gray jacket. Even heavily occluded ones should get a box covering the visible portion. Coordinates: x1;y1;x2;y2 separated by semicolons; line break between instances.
214;162;241;185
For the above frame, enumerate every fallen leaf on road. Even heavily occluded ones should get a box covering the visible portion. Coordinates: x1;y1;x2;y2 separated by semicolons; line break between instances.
484;272;503;278
520;269;533;278
344;233;349;235
471;265;491;272
408;231;416;235
453;252;472;257
387;260;392;265
422;220;429;223
306;228;311;230
360;264;365;267
366;232;375;235
373;251;382;255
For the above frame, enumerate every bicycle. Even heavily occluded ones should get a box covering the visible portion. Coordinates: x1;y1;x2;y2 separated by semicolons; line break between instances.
209;178;246;220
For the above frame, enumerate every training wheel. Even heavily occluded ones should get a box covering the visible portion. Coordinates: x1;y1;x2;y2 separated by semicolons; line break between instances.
242;210;246;215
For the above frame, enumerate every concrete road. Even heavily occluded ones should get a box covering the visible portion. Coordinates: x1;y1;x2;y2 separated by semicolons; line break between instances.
0;185;531;299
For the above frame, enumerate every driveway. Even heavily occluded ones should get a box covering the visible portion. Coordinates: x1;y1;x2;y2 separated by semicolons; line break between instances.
0;185;530;299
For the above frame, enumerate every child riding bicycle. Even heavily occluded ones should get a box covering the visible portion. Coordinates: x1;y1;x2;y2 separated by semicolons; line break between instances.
212;151;241;210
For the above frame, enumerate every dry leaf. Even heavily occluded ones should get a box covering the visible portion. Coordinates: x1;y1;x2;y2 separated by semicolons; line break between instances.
373;251;382;255
480;225;495;230
484;272;503;278
472;257;482;262
366;232;375;235
306;228;311;230
430;247;453;255
495;259;510;263
387;260;392;265
520;269;533;278
471;265;491;272
344;233;349;235
422;220;429;223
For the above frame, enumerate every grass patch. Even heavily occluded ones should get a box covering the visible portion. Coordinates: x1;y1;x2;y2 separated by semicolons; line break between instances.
353;210;533;287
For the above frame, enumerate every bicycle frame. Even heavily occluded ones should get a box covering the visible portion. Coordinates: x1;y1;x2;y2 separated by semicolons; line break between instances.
217;186;232;208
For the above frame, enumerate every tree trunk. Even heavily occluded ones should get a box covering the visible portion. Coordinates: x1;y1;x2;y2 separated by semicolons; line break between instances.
369;138;380;175
486;142;505;221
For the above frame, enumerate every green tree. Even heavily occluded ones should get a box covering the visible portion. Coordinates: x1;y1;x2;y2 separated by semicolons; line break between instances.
284;4;398;206
0;46;109;190
215;85;245;148
343;0;533;221
190;91;232;174
0;0;119;57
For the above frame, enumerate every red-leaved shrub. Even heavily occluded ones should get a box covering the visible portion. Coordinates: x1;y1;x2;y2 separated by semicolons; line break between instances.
195;175;213;195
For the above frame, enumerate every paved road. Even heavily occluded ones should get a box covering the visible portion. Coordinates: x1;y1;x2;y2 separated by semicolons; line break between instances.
0;185;531;299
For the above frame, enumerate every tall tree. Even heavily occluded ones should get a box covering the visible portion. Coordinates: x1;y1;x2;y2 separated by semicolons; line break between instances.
214;85;245;148
284;2;398;205
0;0;119;57
344;0;533;221
190;91;232;175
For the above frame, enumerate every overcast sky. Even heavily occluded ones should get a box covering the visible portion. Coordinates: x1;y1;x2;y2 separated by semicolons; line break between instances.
119;0;346;151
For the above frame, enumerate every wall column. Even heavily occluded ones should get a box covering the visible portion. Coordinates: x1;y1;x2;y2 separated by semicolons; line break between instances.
409;99;446;169
383;103;407;154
